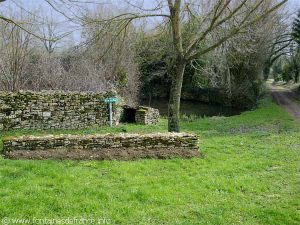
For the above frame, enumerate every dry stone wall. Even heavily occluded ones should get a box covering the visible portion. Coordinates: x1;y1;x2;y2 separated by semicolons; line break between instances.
135;106;160;125
3;133;200;160
0;91;122;131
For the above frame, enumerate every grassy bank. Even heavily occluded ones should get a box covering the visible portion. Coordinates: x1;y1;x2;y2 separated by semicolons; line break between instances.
0;97;299;224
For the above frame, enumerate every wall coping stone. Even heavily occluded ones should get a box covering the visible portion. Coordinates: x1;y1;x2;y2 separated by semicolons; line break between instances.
5;132;197;142
3;132;200;160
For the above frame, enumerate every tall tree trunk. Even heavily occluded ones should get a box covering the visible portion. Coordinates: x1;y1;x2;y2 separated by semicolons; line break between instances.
295;67;299;83
293;57;299;83
263;62;271;81
168;58;186;132
167;0;184;132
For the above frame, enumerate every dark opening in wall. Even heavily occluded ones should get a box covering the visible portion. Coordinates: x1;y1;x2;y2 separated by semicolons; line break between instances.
121;106;136;123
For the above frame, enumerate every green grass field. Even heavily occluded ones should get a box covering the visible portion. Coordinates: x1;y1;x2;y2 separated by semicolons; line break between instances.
0;97;299;224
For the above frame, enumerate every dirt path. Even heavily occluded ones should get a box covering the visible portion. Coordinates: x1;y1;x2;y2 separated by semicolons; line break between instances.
271;84;300;122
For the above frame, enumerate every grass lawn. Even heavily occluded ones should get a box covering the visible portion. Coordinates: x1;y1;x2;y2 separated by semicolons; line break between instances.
0;97;299;224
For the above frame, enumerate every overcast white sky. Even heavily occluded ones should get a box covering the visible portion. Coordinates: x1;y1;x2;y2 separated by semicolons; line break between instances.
290;0;300;7
1;0;300;43
3;0;299;17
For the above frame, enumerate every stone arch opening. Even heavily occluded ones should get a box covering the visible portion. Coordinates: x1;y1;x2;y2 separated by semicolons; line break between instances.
121;106;136;123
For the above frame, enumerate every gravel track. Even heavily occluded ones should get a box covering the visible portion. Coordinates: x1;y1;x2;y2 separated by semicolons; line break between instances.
271;84;300;122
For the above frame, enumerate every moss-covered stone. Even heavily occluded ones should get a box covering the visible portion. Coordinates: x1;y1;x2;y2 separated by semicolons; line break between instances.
135;106;159;125
3;132;199;159
0;91;121;130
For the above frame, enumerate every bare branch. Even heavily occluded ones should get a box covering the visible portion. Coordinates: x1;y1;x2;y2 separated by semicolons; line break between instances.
188;0;288;60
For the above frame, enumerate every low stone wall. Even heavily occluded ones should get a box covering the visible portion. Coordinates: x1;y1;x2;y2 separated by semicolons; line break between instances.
3;133;199;160
135;106;160;125
0;91;122;131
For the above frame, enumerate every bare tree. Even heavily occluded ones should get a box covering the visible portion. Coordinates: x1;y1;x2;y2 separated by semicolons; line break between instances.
40;15;60;55
81;6;141;104
0;17;32;91
0;0;288;131
262;8;293;80
79;0;287;132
